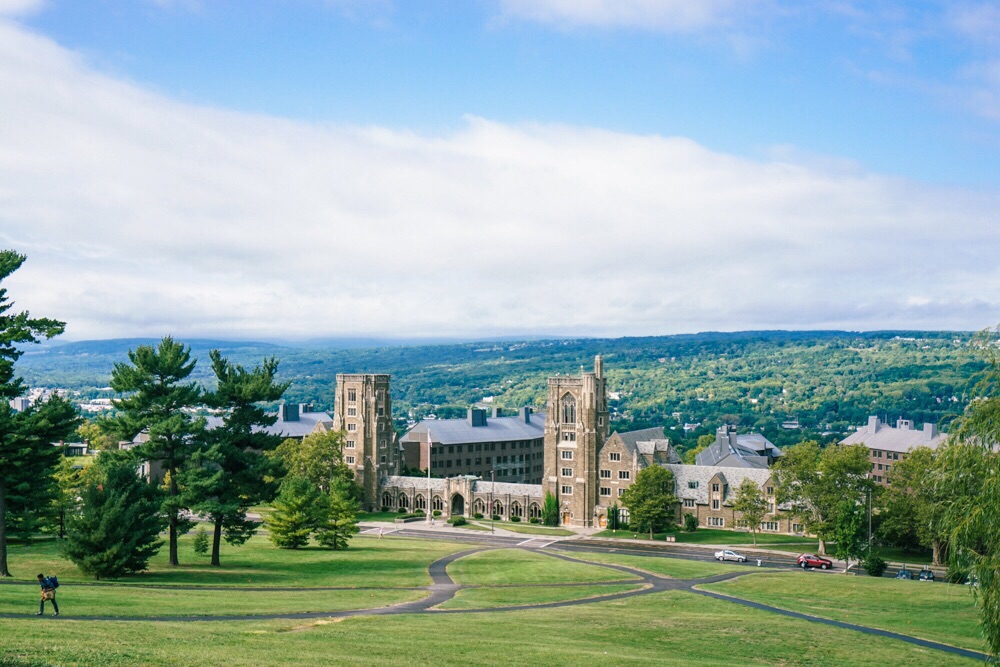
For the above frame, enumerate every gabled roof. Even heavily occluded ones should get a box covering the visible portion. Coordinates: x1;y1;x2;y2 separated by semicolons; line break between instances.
400;412;546;446
667;464;781;507
203;411;333;439
840;417;948;453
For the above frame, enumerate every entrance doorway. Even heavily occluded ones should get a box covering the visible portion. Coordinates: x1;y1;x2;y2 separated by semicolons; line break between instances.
451;494;465;516
562;512;571;526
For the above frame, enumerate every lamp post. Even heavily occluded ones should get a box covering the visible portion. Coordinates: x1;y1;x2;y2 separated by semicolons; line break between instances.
490;469;495;534
425;428;433;526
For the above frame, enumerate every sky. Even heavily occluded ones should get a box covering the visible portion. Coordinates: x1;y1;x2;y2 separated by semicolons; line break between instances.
1;0;999;341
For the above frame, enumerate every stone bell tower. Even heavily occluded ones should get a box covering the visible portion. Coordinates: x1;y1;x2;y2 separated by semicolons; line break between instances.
543;356;608;527
332;374;397;511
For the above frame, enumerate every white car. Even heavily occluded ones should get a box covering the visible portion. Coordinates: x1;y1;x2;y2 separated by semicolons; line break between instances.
714;549;747;562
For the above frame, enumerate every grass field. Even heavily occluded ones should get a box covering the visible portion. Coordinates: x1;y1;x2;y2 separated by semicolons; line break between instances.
437;583;644;610
701;571;985;652
448;549;637;586
470;521;576;536
565;551;750;579
0;590;981;667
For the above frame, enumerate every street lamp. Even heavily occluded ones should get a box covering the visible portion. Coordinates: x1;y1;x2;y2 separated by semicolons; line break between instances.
425;428;433;526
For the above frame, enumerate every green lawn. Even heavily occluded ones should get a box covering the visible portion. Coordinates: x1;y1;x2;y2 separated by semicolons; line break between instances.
0;590;980;666
448;549;637;585
357;511;412;522
565;551;749;579
453;522;493;532
0;585;422;618
701;571;984;652
595;528;818;546
437;583;644;610
472;521;575;536
2;534;467;588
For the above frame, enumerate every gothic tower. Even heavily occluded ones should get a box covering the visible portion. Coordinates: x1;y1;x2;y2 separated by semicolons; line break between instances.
543;356;608;527
332;374;397;511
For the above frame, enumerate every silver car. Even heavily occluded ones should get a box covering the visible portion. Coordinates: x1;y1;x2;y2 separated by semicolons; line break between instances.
714;549;747;562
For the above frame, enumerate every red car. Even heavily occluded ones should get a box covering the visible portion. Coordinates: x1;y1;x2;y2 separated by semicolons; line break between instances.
797;554;833;570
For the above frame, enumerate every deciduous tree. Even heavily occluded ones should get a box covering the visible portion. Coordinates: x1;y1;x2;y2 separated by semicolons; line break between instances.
732;478;767;546
620;466;679;539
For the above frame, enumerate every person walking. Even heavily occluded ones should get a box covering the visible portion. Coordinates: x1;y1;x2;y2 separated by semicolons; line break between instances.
36;574;59;616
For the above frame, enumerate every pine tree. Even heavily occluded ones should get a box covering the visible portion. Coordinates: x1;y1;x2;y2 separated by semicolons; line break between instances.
190;351;288;566
315;486;360;550
103;337;204;566
0;250;77;577
63;453;165;579
264;477;323;549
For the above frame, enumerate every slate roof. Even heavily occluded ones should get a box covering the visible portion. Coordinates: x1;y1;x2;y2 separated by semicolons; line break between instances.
203;411;332;439
384;475;447;491
696;430;780;469
840;418;948;453
381;476;542;498
666;464;783;507
400;413;546;446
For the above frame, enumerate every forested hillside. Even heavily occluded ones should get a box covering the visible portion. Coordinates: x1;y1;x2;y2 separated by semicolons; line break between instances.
18;331;982;455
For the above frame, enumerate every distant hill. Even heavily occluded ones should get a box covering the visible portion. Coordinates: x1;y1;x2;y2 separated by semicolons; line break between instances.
17;330;982;454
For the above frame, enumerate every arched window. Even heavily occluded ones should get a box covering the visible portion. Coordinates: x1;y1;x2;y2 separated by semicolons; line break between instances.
382;492;393;508
473;498;486;515
414;494;426;510
397;494;409;509
432;495;444;512
492;500;504;517
561;393;576;424
529;502;541;519
510;501;523;518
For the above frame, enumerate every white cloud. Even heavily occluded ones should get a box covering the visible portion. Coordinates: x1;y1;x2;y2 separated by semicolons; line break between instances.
0;19;998;341
0;0;42;16
496;0;762;33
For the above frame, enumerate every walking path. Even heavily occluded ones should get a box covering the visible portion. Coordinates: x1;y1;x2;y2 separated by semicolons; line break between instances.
2;538;988;663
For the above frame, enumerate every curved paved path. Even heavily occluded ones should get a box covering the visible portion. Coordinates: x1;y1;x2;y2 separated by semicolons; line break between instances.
2;540;990;663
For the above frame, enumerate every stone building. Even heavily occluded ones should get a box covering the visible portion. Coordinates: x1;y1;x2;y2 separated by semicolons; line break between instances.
398;407;545;483
379;475;543;521
695;424;782;469
666;464;797;533
331;374;400;511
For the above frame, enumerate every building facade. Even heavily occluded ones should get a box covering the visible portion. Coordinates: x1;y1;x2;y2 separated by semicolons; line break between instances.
840;416;948;486
332;374;400;511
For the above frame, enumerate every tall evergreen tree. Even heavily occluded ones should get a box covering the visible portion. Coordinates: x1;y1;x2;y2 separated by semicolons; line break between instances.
315;486;360;550
264;477;324;549
103;337;204;566
63;452;165;579
190;350;288;566
0;249;78;577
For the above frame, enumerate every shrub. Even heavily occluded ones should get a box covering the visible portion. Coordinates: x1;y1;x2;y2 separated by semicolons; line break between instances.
542;492;559;527
529;517;539;524
192;527;209;556
510;515;521;522
492;514;501;521
447;516;467;526
414;509;425;516
432;510;442;517
862;551;888;578
683;513;699;532
474;512;484;519
381;506;391;512
397;507;406;514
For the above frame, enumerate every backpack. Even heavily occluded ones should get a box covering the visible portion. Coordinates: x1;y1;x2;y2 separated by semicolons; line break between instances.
46;576;59;589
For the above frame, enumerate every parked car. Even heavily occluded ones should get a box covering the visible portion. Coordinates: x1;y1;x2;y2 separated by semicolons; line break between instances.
896;569;913;580
714;549;747;562
918;570;935;582
797;554;833;570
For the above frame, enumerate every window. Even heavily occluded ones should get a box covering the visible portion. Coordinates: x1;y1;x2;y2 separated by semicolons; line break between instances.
618;471;630;480
380;439;386;449
347;423;357;432
561;468;573;477
893;452;899;460
712;499;719;510
377;407;384;416
529;503;541;519
877;463;883;471
561;394;576;424
712;483;719;492
345;456;355;464
792;523;803;533
609;452;621;462
766;486;774;496
466;458;471;466
415;495;426;510
562;431;576;442
707;517;725;527
561;485;573;495
347;406;357;416
600;487;611;497
347;388;356;402
380;455;386;464
432;496;443;511
684;499;695;508
446;460;452;467
600;469;611;479
760;521;779;532
688;481;699;489
485;456;491;464
345;440;356;449
561;450;574;460
476;457;482;465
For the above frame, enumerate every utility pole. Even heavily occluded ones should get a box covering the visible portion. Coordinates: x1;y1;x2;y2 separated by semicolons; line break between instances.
490;469;495;534
425;428;433;526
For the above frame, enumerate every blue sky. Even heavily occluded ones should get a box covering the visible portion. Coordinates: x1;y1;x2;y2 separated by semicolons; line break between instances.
1;0;999;340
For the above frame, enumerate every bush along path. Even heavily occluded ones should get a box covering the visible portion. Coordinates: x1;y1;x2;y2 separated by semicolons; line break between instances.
0;542;989;663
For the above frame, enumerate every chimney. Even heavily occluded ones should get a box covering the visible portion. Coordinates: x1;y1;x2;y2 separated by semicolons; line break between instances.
594;355;604;379
492;407;500;419
467;407;487;427
867;416;880;434
520;406;533;423
896;419;913;431
923;423;938;440
280;403;300;422
300;403;313;414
